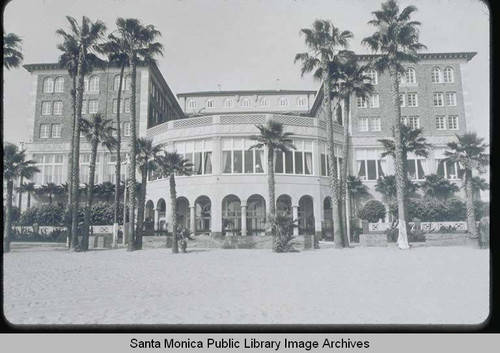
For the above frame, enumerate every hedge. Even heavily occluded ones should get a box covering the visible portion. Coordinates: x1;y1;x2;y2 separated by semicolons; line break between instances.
357;200;386;223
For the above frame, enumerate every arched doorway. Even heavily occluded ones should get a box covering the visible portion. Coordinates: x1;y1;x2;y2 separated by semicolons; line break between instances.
145;200;155;235
156;198;166;231
177;197;190;231
247;195;266;235
298;195;315;235
277;194;292;216
322;197;333;240
195;196;211;234
222;195;241;236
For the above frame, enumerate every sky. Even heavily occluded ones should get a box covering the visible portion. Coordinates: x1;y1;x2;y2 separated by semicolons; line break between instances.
3;0;490;145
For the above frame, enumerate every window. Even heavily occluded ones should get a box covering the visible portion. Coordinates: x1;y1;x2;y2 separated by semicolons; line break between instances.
82;100;88;115
357;96;368;108
88;100;99;114
409;116;420;129
405;68;416;83
355;149;387;181
125;76;132;91
123;122;131;136
242;98;251;107
320;143;342;178
433;92;444;107
399;93;405;107
43;77;54;93
32;154;64;185
40;124;50;138
407;154;427;180
41;101;52;115
171;139;213;176
446;92;457;106
89;75;99;92
370;94;380;108
187;100;197;109
80;153;100;184
51;124;61;138
52;101;63;115
431;67;441;83
84;77;89;92
113;75;121;91
436;116;446;130
224;99;235;108
370;117;381;131
222;138;264;174
275;139;313;175
444;67;454;83
401;116;408;126
113;99;123;113
54;77;64;92
448;116;459;130
297;97;307;106
106;153;127;182
435;148;459;180
407;92;418;107
124;98;130;113
367;69;378;85
358;117;369;132
260;98;270;107
278;98;289;107
206;99;215;108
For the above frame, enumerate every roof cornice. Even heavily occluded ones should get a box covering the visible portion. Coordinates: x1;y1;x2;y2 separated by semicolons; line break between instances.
177;90;317;98
356;52;477;62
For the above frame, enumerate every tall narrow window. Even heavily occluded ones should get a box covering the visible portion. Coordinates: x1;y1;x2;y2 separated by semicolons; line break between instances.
433;92;444;106
367;69;378;85
370;117;381;131
260;98;270;107
242;98;251;107
405;68;416;83
88;100;99;114
123;122;131;136
370;94;379;108
43;78;54;93
54;77;64;92
399;93;405;107
448;116;459;130
124;98;130;113
224;98;235;108
82;100;88;115
278;98;289;107
40;124;50;138
51;124;61;138
89;75;99;92
446;92;457;106
436;116;446;130
187;100;197;109
53;101;63;115
41;101;52;115
125;76;132;90
407;92;418;107
206;99;215;108
358;117;369;132
297;97;307;106
357;96;368;108
444;67;454;83
431;67;441;83
409;116;420;129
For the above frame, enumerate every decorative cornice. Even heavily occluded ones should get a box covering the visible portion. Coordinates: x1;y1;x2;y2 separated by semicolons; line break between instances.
356;52;477;62
177;90;317;98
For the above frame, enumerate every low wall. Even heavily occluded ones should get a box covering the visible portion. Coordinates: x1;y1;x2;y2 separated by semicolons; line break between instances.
359;233;387;247
425;233;478;247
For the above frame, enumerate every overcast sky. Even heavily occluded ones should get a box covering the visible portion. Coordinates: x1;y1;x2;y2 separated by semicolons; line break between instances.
3;0;490;145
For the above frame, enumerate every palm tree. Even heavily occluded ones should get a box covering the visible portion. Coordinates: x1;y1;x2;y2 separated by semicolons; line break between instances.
94;182;116;203
363;0;427;249
249;121;295;251
471;176;489;201
421;174;459;201
56;16;107;251
347;175;370;221
3;33;23;70
443;133;489;238
295;19;353;248
79;113;117;251
155;152;193;253
98;25;131;229
3;145;39;252
17;182;36;209
135;138;162;250
115;18;164;251
37;183;63;205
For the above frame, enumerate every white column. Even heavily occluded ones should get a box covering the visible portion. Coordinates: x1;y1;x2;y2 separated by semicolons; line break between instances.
154;208;160;231
292;205;299;236
241;203;247;236
190;206;196;234
211;195;222;236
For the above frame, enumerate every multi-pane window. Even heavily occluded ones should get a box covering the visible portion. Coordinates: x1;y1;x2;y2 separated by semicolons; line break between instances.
224;99;235;108
446;92;457;106
278;98;289;107
82;100;88;115
187;100;197;109
33;154;64;185
125;76;132;91
124;98;130;113
113;99;123;113
206;99;215;108
123;122;131;136
443;67;454;83
113;75;122;91
297;97;307;106
431;67;441;83
222;137;264;174
405;68;416;83
53;101;63;115
320;143;342;177
89;75;99;92
88;100;99;114
370;94;380;108
358;117;369;132
40;124;50;138
435;148;459;180
407;92;418;107
356;149;387;181
275;139;313;175
260;98;270;107
357;96;368;108
401;116;408;126
80;153;99;184
54;77;64;92
433;92;444;107
43;78;54;93
172;139;213;176
41;101;52;115
84;77;89;92
399;93;406;107
242;98;251;107
367;69;378;85
51;124;61;138
106;153;127;182
409;116;420;129
370;117;381;131
407;153;427;181
448;115;459;130
436;116;446;130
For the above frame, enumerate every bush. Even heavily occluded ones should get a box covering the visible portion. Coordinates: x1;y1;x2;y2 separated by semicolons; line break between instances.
350;219;362;243
445;198;466;221
19;204;65;226
4;206;21;224
357;200;386;223
390;198;471;222
11;227;68;242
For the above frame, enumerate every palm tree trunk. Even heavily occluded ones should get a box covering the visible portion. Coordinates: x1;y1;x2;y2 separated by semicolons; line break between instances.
82;136;98;251
127;56;137;252
114;63;125;225
465;170;478;238
70;50;85;252
4;180;14;253
49;193;53;205
389;66;409;250
27;192;31;209
67;75;77;248
135;168;147;250
169;174;179;253
18;175;23;211
341;98;351;247
267;147;279;252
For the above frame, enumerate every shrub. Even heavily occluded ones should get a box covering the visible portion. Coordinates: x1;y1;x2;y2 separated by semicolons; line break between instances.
4;206;21;224
19;204;65;226
350;219;362;243
445;198;466;221
390;198;471;222
357;200;386;223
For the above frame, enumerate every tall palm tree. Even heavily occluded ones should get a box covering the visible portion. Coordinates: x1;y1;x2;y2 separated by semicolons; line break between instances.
471;176;489;201
37;183;63;205
347;175;370;221
17;182;36;209
379;126;432;160
155;152;193;253
3;145;39;252
295;19;353;248
135;138;162;250
363;0;426;249
98;26;131;228
443;133;489;238
94;182;116;203
3;33;23;70
115;18;164;251
56;16;107;251
79;113;117;251
421;174;459;201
